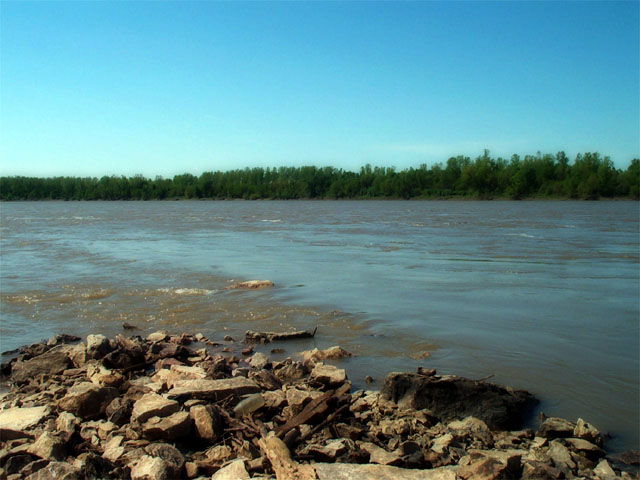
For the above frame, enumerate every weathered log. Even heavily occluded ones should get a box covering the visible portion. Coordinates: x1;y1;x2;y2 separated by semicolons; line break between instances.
245;327;317;344
276;382;350;438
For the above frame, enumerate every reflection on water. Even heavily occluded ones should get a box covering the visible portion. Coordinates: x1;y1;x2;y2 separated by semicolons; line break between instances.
0;200;638;452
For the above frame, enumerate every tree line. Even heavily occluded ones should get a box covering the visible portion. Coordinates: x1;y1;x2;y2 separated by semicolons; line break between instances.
1;151;638;201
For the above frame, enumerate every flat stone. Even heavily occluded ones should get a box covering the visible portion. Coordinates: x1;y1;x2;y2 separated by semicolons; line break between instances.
144;442;185;479
431;433;454;454
24;461;81;480
10;347;73;385
102;435;125;462
573;418;603;446
86;334;112;360
166;365;207;387
547;440;576;471
457;457;506;480
26;432;66;460
301;346;352;365
130;455;169;480
310;363;347;387
314;463;456;480
142;411;191;440
147;331;168;342
131;393;180;424
358;442;402;466
593;459;617;480
537;417;576;439
308;439;348;462
0;406;50;440
211;459;250;479
189;404;222;443
57;382;118;420
166;377;260;401
448;416;494;447
249;352;269;370
565;437;605;459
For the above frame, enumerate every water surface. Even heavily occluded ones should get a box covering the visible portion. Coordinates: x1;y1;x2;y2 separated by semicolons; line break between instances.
1;200;638;452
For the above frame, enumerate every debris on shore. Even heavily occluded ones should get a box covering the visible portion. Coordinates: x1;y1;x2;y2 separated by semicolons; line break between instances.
0;331;637;479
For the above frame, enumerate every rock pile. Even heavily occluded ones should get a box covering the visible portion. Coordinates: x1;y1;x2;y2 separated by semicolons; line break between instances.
0;331;637;479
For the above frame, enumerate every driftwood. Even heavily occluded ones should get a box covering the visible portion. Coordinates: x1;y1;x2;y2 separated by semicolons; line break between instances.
259;434;316;480
245;327;317;344
276;383;351;438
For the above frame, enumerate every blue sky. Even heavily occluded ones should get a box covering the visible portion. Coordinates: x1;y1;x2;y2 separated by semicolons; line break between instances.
1;1;638;177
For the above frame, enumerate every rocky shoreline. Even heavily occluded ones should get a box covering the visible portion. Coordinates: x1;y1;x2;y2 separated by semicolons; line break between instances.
0;330;637;479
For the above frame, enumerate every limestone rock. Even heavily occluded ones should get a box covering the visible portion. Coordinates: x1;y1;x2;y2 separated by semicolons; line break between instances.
448;416;494;447
456;456;507;480
314;463;456;480
431;433;454;454
358;441;402;466
301;346;352;365
105;397;133;426
165;365;206;387
249;352;269;370
102;435;125;462
86;334;112;360
25;461;82;480
147;331;168;343
57;382;118;420
574;418;603;446
593;459;617;480
166;377;260;401
86;363;124;389
144;442;185;478
10;347;72;385
27;432;66;460
565;437;605;460
55;412;80;442
142;411;192;440
189;404;223;442
211;458;250;479
0;406;50;440
537;417;576;439
130;455;170;480
310;363;347;387
547;440;576;471
131;393;180;424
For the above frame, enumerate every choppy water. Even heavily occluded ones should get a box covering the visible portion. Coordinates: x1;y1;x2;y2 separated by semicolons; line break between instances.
1;200;638;452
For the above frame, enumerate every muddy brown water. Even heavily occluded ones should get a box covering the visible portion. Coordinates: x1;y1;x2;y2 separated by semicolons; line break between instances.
1;200;638;452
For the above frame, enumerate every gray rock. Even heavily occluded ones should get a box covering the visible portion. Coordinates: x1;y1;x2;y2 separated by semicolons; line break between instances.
381;372;536;430
593;459;617;480
448;416;494;447
0;406;50;440
565;437;605;460
57;382;118;420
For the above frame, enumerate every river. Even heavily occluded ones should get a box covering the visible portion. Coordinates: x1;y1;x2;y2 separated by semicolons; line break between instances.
1;200;638;452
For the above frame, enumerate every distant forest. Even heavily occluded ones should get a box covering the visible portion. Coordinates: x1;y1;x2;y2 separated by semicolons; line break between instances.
2;151;638;201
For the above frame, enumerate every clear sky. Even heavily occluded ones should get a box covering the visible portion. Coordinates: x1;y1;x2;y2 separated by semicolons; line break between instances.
1;1;638;178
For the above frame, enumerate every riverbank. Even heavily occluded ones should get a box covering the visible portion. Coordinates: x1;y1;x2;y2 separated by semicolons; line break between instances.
0;330;637;479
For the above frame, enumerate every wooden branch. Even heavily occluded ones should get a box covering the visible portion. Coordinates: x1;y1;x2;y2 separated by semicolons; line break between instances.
259;434;317;480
